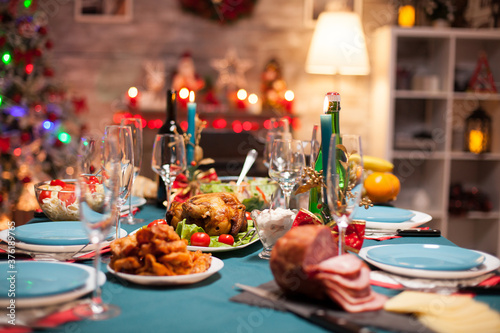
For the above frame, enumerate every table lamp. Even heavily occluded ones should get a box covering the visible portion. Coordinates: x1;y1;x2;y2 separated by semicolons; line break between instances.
305;10;370;76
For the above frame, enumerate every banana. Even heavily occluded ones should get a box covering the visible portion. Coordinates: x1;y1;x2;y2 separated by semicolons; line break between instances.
363;155;394;172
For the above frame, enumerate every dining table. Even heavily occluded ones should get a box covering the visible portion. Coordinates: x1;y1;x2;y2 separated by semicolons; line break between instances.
17;203;500;332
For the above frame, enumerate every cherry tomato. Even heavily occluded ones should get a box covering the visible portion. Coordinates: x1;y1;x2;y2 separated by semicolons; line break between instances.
147;219;167;228
50;179;66;187
38;190;52;202
218;234;234;246
190;232;210;247
86;176;100;184
56;183;76;206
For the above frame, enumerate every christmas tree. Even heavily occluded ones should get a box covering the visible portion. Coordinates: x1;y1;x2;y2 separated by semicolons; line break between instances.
0;0;85;219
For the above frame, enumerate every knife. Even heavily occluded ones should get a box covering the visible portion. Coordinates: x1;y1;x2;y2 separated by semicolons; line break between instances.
235;283;374;333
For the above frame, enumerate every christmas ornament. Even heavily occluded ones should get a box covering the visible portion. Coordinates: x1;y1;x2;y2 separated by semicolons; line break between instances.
178;0;258;24
467;52;497;93
210;48;252;91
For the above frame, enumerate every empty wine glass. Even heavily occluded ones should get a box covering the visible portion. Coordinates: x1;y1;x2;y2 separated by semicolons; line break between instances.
120;118;144;225
263;132;292;169
104;125;134;239
268;139;305;208
151;134;186;213
73;135;121;320
326;134;363;256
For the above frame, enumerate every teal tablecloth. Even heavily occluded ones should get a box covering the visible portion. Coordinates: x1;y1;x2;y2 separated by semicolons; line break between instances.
31;204;500;333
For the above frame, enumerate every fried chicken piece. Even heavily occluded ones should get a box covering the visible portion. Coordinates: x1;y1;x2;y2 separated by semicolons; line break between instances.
136;254;176;276
190;250;212;274
111;256;142;273
166;192;247;236
110;234;139;258
158;252;193;275
154;239;188;255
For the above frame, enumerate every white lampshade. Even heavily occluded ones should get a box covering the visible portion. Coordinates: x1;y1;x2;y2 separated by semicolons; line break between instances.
306;11;370;76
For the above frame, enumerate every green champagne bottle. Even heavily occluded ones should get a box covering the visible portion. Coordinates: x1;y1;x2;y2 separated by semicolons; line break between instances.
308;92;341;221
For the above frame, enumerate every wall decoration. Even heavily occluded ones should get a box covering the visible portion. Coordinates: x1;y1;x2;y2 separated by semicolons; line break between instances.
74;0;133;23
464;0;500;28
303;0;362;27
178;0;258;24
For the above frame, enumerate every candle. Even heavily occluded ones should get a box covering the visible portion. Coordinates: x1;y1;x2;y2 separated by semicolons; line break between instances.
187;91;196;164
320;114;332;180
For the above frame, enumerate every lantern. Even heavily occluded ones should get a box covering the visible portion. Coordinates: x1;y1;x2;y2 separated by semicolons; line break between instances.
398;5;416;27
464;107;491;154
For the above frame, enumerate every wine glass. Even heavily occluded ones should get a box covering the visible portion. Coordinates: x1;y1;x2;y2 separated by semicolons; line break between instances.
151;134;186;213
263;132;292;169
104;125;134;239
268;139;305;208
326;134;363;256
73;135;121;320
119;118;144;225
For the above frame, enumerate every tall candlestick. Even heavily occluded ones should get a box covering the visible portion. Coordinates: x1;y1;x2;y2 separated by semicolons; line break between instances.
187;91;196;164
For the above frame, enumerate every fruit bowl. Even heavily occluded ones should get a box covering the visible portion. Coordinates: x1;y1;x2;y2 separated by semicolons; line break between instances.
198;176;279;212
34;178;105;221
34;179;79;221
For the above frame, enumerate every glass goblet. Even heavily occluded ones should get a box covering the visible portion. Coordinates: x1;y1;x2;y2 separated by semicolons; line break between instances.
268;139;305;209
151;134;187;214
119;118;144;225
326;134;363;256
104;125;134;239
73;136;121;320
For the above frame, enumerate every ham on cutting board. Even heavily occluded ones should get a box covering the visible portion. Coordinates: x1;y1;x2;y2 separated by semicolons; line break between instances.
270;225;387;313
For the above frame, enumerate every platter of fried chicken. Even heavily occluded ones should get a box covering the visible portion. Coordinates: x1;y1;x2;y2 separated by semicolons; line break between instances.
107;223;223;286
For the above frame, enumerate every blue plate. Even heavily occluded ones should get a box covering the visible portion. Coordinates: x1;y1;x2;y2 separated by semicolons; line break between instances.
0;262;89;298
366;244;485;271
13;222;115;246
353;206;415;223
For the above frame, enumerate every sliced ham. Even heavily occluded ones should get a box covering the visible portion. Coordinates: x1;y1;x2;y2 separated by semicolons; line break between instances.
270;225;387;313
326;289;388;313
270;225;338;299
315;266;371;291
322;279;373;304
306;253;364;276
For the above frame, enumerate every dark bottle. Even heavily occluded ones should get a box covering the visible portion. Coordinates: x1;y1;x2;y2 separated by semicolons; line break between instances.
156;90;183;207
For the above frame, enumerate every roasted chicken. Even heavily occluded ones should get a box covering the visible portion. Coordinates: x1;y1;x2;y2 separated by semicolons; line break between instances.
166;192;247;236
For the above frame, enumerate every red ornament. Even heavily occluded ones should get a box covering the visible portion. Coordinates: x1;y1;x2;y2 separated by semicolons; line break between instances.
20;132;31;143
0;193;3;204
43;67;54;77
21;176;31;184
38;26;47;35
12;94;22;104
54;139;63;148
45;39;53;49
47;113;58;122
0;36;6;47
0;137;10;153
33;48;42;57
71;96;88;114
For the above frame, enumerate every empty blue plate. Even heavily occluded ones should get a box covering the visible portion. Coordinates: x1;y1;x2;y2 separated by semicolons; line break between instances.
353;206;415;223
366;244;485;271
0;262;89;298
13;222;114;246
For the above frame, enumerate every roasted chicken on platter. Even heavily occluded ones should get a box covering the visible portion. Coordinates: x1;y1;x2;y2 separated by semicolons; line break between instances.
166;192;247;236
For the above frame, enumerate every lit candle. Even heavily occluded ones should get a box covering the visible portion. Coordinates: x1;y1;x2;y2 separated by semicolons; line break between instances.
469;129;484;154
320;114;332;180
247;93;261;114
187;91;196;163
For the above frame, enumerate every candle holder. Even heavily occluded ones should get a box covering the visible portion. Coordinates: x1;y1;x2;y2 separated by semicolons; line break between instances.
464;106;492;154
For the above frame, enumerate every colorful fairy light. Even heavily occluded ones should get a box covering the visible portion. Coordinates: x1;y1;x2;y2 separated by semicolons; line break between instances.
179;88;190;100
2;52;11;65
43;120;54;130
25;64;34;74
237;89;247;100
127;87;138;98
23;0;32;8
58;132;71;144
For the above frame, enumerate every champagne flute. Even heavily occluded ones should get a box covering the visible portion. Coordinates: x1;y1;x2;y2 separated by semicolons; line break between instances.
73;136;120;320
326;134;363;256
151;134;186;213
268;139;305;208
104;125;134;239
120;118;144;224
263;132;292;169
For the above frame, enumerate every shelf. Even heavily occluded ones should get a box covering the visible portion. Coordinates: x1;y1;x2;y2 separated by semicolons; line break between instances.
453;92;500;101
393;150;446;160
450;211;500;220
395;90;448;99
450;152;500;161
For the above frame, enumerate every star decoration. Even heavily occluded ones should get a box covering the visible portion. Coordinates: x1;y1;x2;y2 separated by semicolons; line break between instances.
210;48;252;91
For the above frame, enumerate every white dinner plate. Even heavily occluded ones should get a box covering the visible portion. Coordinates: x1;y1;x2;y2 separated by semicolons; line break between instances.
360;209;432;231
0;228;127;253
0;263;106;308
359;245;500;279
187;238;260;253
107;257;224;286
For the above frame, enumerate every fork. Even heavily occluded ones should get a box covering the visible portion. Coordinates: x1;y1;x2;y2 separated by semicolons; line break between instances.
242;228;257;242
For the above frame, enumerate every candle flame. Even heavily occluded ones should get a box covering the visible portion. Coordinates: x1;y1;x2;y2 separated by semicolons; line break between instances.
248;93;258;104
128;87;138;98
179;88;190;99
237;89;247;101
284;90;294;101
469;129;484;154
189;91;195;103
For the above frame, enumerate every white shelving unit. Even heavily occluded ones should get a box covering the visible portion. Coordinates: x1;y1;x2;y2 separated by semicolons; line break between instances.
370;26;500;256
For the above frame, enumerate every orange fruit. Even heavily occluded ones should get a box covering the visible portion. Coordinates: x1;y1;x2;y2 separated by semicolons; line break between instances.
364;172;400;203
